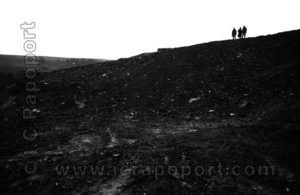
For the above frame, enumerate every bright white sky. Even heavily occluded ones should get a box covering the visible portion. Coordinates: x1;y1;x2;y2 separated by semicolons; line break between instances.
1;0;299;60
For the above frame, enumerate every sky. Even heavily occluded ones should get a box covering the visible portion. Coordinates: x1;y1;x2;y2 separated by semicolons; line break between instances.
0;0;299;60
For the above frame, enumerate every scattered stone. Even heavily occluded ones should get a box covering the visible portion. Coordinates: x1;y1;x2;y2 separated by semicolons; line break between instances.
32;108;41;113
113;153;120;157
188;97;201;103
239;99;252;108
189;129;197;132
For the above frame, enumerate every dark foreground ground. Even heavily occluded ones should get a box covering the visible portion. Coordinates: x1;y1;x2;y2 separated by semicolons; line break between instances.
0;30;300;194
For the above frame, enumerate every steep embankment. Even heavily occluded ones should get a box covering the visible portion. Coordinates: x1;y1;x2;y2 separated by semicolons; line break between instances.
41;30;299;123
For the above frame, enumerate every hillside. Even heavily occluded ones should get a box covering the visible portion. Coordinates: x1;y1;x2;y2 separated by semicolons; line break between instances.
0;30;299;194
41;30;299;124
0;55;108;89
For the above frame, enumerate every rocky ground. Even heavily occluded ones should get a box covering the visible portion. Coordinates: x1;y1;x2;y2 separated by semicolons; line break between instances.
0;30;300;194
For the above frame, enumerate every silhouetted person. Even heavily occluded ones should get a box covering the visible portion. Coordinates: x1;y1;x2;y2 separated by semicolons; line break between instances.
238;27;242;39
232;28;237;39
242;26;247;38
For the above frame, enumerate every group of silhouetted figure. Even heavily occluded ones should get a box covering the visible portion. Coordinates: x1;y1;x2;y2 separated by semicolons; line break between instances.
232;26;247;39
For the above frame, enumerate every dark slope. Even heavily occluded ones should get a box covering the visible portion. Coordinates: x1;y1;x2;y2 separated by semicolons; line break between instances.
0;30;300;194
43;30;299;122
